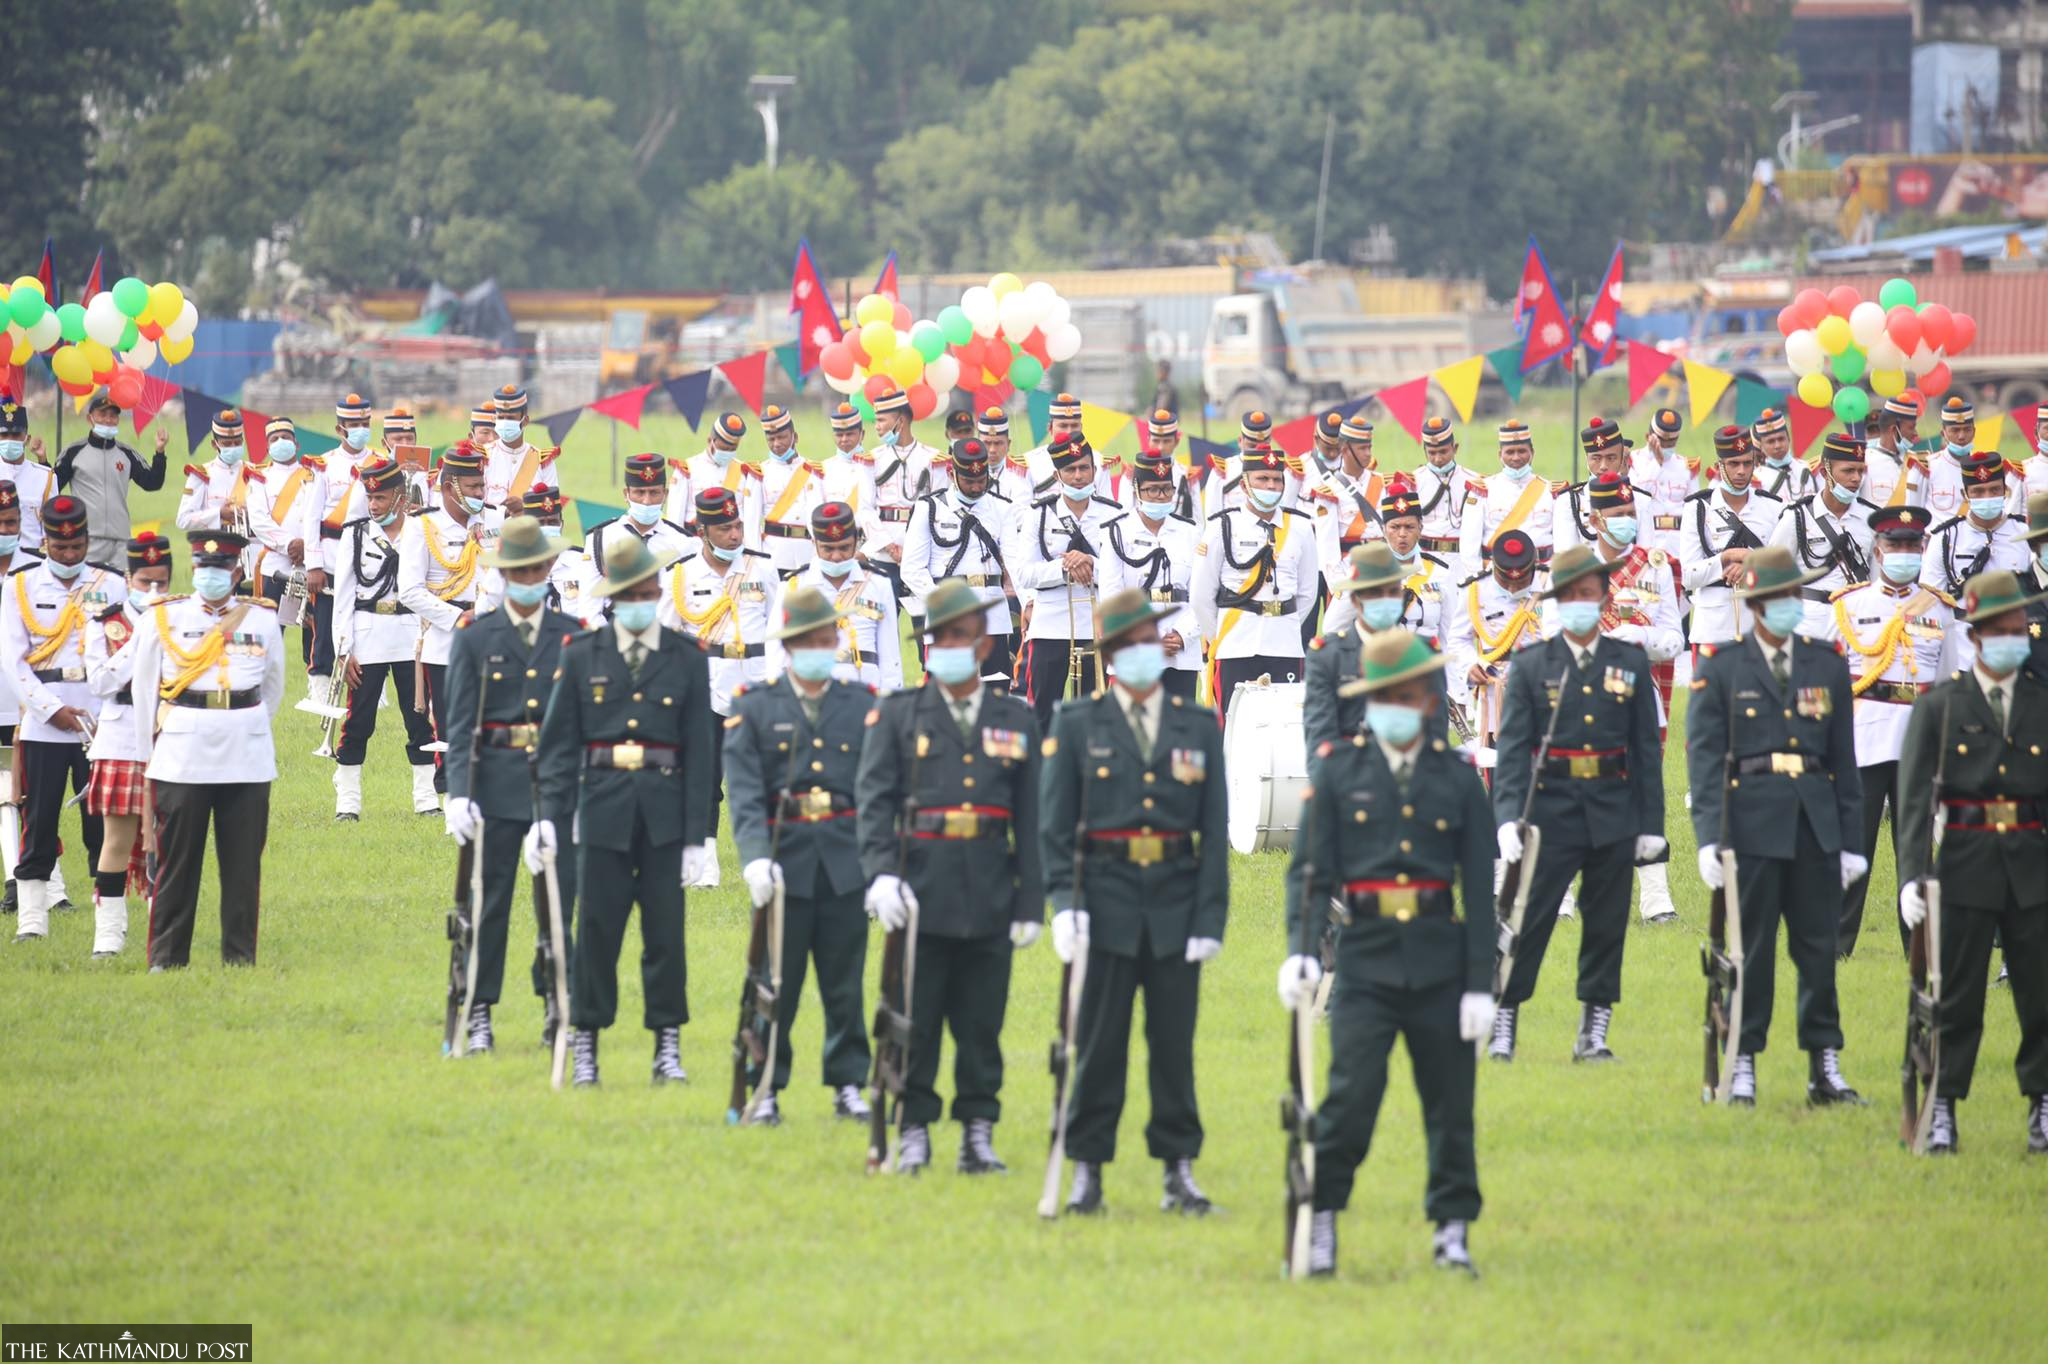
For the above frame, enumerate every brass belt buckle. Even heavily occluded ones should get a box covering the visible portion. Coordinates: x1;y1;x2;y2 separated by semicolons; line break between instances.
1151;589;1174;603
1127;832;1165;867
723;640;744;659
1771;753;1803;776
943;806;980;838
206;690;231;710
509;723;538;749
1379;887;1419;922
62;666;85;683
1986;800;2019;829
801;788;834;819
1568;753;1601;779
611;741;645;771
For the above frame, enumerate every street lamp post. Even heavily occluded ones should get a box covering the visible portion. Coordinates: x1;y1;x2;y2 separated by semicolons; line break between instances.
749;75;797;172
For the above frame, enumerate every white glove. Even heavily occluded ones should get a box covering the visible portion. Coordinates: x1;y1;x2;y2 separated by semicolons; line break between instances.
1276;954;1323;1010
1010;920;1042;949
864;874;916;932
1185;936;1222;964
1839;851;1870;889
742;858;783;910
1698;844;1725;890
1459;991;1497;1042
1496;822;1523;863
681;843;713;886
1634;835;1668;863
443;797;480;847
1900;879;1928;930
1051;908;1090;963
522;819;557;875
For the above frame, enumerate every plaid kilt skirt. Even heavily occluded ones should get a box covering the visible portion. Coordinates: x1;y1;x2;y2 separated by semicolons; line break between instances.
85;758;147;817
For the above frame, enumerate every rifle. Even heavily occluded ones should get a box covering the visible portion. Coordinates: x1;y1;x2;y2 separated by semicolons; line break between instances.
864;706;926;1169
445;669;490;1058
1902;694;1951;1151
1038;744;1090;1218
1700;675;1745;1102
1282;818;1319;1279
1493;668;1571;999
730;733;805;1125
528;738;570;1091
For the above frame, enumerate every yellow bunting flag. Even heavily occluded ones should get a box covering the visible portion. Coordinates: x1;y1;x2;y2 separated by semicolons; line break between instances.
1079;402;1133;454
1974;413;2005;456
1431;355;1486;423
1683;359;1734;429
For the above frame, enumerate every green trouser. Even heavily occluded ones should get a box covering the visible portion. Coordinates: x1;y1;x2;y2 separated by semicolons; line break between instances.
772;883;872;1092
1937;890;2048;1101
903;930;1014;1127
467;817;580;1008
1313;975;1480;1223
527;839;578;1004
570;819;687;1032
1067;926;1203;1165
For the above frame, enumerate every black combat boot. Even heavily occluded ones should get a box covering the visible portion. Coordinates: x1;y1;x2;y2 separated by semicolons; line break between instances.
1806;1048;1865;1106
1572;1003;1615;1063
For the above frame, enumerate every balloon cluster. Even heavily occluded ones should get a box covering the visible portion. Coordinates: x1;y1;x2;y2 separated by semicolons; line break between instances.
1778;277;1978;424
819;294;951;421
1;274;200;409
934;273;1081;397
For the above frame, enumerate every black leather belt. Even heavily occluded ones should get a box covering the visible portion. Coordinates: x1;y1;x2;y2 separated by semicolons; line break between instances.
1148;588;1189;604
763;523;811;540
1737;752;1814;777
770;788;856;822
1420;534;1459;552
1801;587;1835;603
1540;748;1627;780
166;687;263;710
481;722;541;749
1941;798;2045;831
113;687;132;705
878;507;913;524
30;666;87;683
1336;880;1454;923
320;524;344;540
1860;681;1930;705
358;598;411;615
583;741;680;772
910;805;1012;839
694;639;765;660
1084;829;1194;866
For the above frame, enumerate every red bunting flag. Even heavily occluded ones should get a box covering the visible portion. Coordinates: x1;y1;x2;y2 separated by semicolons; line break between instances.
1515;236;1574;373
1270;413;1318;457
1581;243;1624;368
719;351;769;416
2012;403;2040;449
1625;340;1678;407
1376;375;1430;442
788;238;840;376
1787;398;1833;457
588;382;656;430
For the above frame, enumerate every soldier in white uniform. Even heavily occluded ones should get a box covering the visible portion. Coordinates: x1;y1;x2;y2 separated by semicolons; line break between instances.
1305;411;1388;594
1441;526;1548;747
1862;392;1924;510
245;416;323;666
1208;410;1304;515
1556;417;1666;559
815;402;876;521
1411;415;1484;567
1923;450;2033;598
858;388;944;629
1381;477;1454;646
1818;505;1967;956
1750;407;1819;503
304;393;380;702
1630;407;1699;565
1769;432;1878;639
659;411;752;547
872;384;950;503
518;484;595;625
3;495;120;943
330;458;442;820
130;529;285;969
1124;409;1201;521
976;404;1028;509
1193;444;1320;713
2024;406;2048;504
1459;418;1557;572
769;501;901;690
0;477;63;917
1;400;62;552
1929;395;2026;521
589;452;695;602
901;438;1017;688
756;404;825;580
1007;432;1122;730
398;443;497;801
1680;425;1784;653
1099;453;1202;699
662;486;781;888
175;408;261;557
1019;391;1087;502
481;384;558;513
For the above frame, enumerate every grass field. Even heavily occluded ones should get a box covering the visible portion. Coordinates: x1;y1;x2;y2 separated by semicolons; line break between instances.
1;395;2040;1362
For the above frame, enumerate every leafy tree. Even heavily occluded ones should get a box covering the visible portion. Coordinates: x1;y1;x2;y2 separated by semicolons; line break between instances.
656;158;868;291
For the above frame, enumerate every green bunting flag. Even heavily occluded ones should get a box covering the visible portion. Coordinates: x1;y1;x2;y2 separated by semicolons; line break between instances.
1484;344;1525;405
1028;388;1054;445
1733;378;1785;431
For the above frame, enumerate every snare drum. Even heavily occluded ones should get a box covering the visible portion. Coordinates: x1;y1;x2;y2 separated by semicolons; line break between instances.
1223;678;1307;854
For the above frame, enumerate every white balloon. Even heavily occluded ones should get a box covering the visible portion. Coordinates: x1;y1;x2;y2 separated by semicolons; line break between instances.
1783;329;1823;376
1909;341;1938;376
925;353;959;392
124;337;158;370
823;367;862;395
26;312;62;351
997;289;1040;341
1043;294;1071;330
961;286;999;339
85;293;126;347
165;299;200;344
1045;321;1083;364
1847;301;1886;349
1865;335;1905;371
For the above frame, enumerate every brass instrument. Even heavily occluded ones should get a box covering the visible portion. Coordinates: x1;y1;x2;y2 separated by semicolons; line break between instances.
277;568;309;628
299;648;352;757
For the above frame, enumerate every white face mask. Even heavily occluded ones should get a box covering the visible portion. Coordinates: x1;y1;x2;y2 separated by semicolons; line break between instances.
1501;462;1533;484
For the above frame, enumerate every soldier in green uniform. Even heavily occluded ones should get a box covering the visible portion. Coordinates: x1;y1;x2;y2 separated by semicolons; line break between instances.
1895;570;2048;1154
443;516;582;1054
1279;629;1496;1277
855;578;1045;1173
1304;541;1449;762
1685;545;1867;1107
534;534;715;1087
1042;587;1228;1216
1489;546;1666;1063
723;587;879;1125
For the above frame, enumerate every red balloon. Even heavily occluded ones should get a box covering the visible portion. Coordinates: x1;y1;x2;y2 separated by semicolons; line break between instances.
1901;386;1925;412
58;378;93;398
1825;284;1861;317
139;321;164;342
1915;302;1952;352
1793;287;1830;329
1919;362;1951;398
108;367;144;408
819;341;855;381
907;381;937;421
892;302;913;333
957;336;984;370
90;362;115;385
863;374;895;400
982;341;1012;378
1021;327;1051;365
1776;304;1802;337
1885;305;1921;353
1948;312;1977;354
844;332;868;369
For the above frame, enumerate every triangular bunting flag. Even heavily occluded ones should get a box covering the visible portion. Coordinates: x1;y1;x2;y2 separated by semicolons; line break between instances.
130;373;181;437
295;428;341;456
1186;436;1233;483
1625;340;1678;408
572;497;625;538
1431;355;1485;422
588;382;656;431
1027;389;1054;446
664;369;710;430
1484;344;1525;405
2010;403;2039;450
1787;399;1833;457
1973;412;2005;457
1271;413;1317;457
1079;402;1132;454
1375;375;1430;442
774;341;804;392
538;407;583;446
1335;395;1374;419
1681;359;1734;428
1733;378;1786;432
719;351;768;416
242;407;273;452
181;388;229;454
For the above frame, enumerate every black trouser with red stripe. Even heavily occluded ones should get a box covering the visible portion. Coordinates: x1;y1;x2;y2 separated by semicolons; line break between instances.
423;661;449;792
1021;638;1101;734
17;738;99;882
333;659;438;767
147;779;268;967
308;589;337;676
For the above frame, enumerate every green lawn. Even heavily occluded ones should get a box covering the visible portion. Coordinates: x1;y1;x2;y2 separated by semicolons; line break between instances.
1;395;2038;1361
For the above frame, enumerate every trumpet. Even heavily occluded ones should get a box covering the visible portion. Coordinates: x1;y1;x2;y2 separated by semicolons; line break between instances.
301;649;353;757
1063;587;1097;701
278;568;310;628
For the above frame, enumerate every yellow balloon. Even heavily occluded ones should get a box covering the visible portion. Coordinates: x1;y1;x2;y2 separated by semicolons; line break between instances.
1796;371;1834;408
161;334;194;365
51;344;91;386
147;282;185;330
77;338;114;374
1869;368;1907;397
854;293;893;327
860;319;897;360
885;347;924;386
9;277;44;300
988;272;1022;300
7;332;29;366
1814;315;1851;356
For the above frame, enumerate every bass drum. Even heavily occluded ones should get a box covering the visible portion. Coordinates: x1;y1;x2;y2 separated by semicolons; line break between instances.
1223;678;1308;854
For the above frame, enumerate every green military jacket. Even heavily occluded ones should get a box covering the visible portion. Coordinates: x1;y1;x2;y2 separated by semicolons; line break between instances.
536;624;714;853
1490;632;1664;847
444;604;579;822
724;674;876;900
1285;735;1494;993
855;679;1044;938
1896;667;2048;912
1303;623;1449;761
1040;688;1228;959
1685;632;1863;860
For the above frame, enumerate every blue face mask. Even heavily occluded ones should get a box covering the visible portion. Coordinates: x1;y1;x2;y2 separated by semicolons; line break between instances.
879;429;901;448
48;556;84;580
2037;545;2048;574
343;426;371;452
1557;600;1604;636
1765;453;1792;469
1759;597;1805;636
1247;484;1284;511
925;645;979;685
375;509;400;528
191;566;234;600
956;489;983;509
627;500;663;526
1969;496;2005;523
495;420;523;444
612;600;657;632
216;444;244;466
1501;462;1533;484
1827;479;1858;505
1880;552;1922;585
710;446;735;468
1601;516;1638;546
1366;701;1423;746
1062;481;1093;505
708;541;739;562
1112;641;1167;689
0;534;18;554
505;579;549;608
270;439;299;464
818;555;856;579
790;647;838;682
770;444;798;464
1947;441;1971;459
461;494;487;515
1359;598;1403;631
0;440;22;463
1978;633;2032;675
92;424;120;441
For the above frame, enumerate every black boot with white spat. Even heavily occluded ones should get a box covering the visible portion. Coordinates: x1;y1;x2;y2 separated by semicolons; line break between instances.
571;1028;600;1087
1433;1219;1477;1276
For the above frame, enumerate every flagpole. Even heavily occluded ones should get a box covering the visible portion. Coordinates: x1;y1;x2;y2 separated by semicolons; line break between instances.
1568;279;1581;486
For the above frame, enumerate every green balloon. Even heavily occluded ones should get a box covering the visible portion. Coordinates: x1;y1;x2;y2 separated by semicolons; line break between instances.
56;302;86;344
1877;276;1917;311
1010;353;1045;389
910;319;946;363
8;290;47;328
111;276;150;318
118;317;139;351
1830;348;1866;384
853;393;876;425
937;305;973;347
1832;386;1870;424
